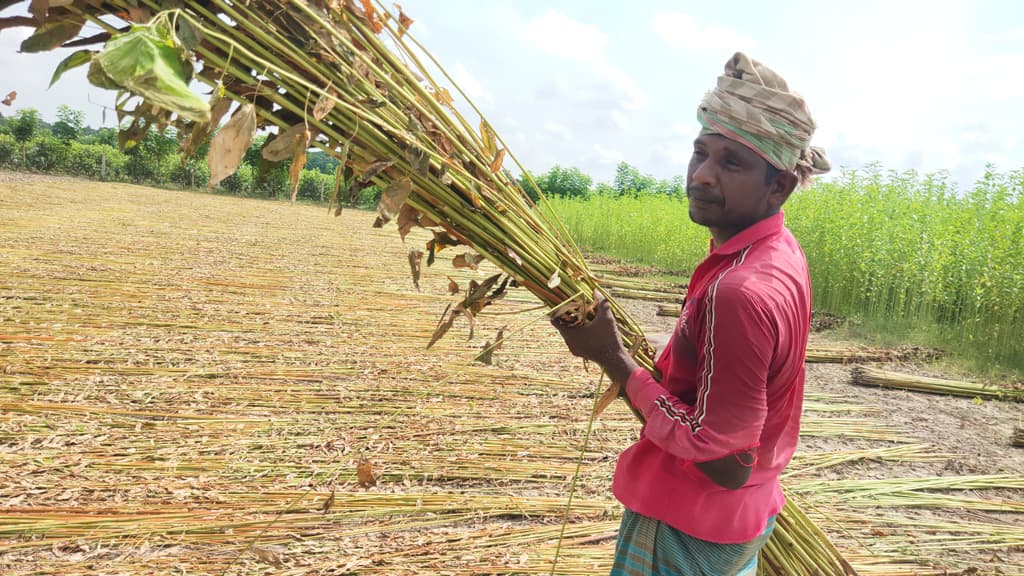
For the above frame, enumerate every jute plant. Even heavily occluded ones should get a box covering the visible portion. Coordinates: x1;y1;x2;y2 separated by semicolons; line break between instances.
2;1;857;573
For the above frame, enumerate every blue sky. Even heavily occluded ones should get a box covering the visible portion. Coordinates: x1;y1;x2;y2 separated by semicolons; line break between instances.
2;0;1021;189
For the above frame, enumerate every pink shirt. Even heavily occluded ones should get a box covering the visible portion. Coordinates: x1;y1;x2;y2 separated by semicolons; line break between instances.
612;211;811;544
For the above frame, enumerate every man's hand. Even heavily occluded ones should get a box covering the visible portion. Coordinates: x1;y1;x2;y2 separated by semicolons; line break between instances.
696;448;756;490
551;292;623;362
551;292;638;385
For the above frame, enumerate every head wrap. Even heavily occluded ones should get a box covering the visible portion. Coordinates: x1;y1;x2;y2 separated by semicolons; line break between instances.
697;52;830;186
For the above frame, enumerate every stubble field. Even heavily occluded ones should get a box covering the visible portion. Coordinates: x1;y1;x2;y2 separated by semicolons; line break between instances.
1;173;1020;575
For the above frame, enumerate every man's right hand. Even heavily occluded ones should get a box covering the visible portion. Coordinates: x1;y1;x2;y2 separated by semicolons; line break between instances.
551;292;639;385
550;292;625;364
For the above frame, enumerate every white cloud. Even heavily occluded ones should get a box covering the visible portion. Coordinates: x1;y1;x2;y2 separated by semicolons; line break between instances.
659;136;696;167
545;121;572;140
525;11;607;62
672;122;699;138
999;26;1024;45
592;143;622;165
523;10;647;110
610;111;629;130
801;3;973;179
452;62;493;107
598;64;646;110
648;123;701;172
919;138;962;174
652;12;755;54
970;53;1024;100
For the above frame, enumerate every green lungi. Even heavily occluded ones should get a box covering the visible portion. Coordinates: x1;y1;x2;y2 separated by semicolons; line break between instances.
610;508;776;576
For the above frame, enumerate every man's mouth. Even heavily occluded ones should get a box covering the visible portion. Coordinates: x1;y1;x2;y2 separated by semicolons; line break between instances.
686;186;721;205
688;196;721;205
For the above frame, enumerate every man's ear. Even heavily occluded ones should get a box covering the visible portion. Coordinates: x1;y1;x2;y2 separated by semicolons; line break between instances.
768;170;798;208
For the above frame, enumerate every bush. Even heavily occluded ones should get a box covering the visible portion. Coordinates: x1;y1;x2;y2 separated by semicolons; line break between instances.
253;164;290;198
220;164;255;195
82;128;118;147
28;135;69;173
0;134;16;167
354;184;382;209
123;130;179;184
169;158;210;190
126;153;159;183
296;169;333;202
65;142;128;181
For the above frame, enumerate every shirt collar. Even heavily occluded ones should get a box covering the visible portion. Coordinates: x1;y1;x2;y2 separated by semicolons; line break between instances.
711;211;786;256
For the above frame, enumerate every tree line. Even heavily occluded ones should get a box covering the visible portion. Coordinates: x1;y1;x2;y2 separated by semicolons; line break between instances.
519;163;685;201
0;105;686;205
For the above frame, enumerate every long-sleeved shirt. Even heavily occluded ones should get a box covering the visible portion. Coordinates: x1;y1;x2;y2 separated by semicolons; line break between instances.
612;211;811;544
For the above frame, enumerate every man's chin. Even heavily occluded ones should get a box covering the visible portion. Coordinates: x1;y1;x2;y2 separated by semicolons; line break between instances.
688;208;712;227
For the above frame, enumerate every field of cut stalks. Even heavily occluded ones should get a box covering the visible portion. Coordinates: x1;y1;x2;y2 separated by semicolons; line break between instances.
1;174;1022;575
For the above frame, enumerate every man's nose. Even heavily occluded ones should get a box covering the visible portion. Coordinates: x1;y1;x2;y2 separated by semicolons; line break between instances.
689;158;717;188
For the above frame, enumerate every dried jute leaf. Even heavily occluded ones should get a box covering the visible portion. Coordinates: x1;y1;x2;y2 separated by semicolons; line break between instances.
207;103;256;189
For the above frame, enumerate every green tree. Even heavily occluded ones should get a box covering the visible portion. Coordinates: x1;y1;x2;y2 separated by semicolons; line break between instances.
52;104;85;143
66;142;128;181
517;170;542;202
612;161;640;195
125;129;178;183
0;134;16;166
83;127;118;147
655;175;685;197
612;161;657;196
540;165;592;198
221;163;255;194
170;157;209;189
242;134;291;198
305;149;340;175
243;133;267;167
518;165;592;200
29;135;69;172
10;108;42;166
297;169;334;201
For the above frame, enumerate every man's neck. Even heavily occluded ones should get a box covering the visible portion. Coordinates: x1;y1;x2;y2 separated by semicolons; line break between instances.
709;227;739;248
709;210;780;248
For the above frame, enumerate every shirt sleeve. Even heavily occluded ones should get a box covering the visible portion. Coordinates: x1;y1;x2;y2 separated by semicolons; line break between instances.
625;283;774;462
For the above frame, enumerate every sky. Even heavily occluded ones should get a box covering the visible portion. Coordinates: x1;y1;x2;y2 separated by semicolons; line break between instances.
1;0;1021;189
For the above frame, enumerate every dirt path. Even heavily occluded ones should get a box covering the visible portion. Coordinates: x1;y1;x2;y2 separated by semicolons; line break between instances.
1;172;1021;575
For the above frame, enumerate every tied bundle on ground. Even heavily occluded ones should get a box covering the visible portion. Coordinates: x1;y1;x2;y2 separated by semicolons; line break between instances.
851;366;1024;402
1;1;856;573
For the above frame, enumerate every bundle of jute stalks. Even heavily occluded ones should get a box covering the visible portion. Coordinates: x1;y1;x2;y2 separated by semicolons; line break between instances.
2;1;857;573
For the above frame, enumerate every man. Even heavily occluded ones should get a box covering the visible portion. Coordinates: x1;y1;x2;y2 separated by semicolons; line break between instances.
552;52;831;576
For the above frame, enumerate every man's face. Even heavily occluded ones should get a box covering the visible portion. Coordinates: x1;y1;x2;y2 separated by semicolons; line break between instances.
686;133;778;241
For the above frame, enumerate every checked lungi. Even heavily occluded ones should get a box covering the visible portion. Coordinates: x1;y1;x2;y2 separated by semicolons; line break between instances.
610;508;775;576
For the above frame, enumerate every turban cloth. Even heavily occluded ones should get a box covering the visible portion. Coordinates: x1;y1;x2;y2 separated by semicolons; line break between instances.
698;52;831;185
